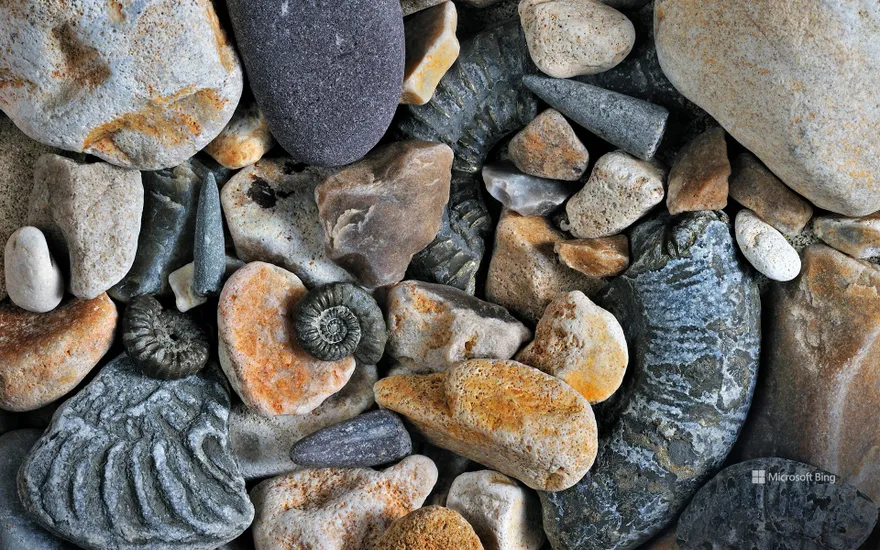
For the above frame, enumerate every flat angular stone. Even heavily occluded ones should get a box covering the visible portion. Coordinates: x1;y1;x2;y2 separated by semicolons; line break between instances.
29;154;144;299
520;0;635;79
4;227;64;313
524;75;668;161
554;235;629;277
250;455;437;550
486;210;605;323
204;99;275;170
728;153;814;237
482;163;575;216
316;141;452;288
386;281;531;374
403;2;460;105
375;359;598;491
508;109;589;181
735;209;801;282
564;150;666;239
541;212;761;550
666;127;730;215
169;256;244;313
17;355;254;549
678;458;877;549
0;0;242;170
813;212;880;260
375;506;484;550
193;173;225;297
0;294;116;412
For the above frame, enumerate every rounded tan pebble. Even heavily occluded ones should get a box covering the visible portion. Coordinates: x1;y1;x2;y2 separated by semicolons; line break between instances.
375;505;484;550
4;227;63;313
554;235;629;278
204;100;275;170
665;127;730;215
508;109;589;181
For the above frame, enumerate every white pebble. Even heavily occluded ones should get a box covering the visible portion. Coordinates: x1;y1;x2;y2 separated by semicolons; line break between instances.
735;209;801;281
4;226;64;313
169;257;244;312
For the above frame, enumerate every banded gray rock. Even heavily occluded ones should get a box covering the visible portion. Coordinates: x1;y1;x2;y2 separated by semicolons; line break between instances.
17;355;254;550
540;211;761;549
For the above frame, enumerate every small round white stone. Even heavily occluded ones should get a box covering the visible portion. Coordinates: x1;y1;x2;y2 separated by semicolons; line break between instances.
4;226;64;313
735;209;802;282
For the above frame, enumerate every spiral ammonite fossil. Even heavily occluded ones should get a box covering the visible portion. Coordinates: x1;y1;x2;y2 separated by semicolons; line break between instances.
122;295;211;380
294;283;387;364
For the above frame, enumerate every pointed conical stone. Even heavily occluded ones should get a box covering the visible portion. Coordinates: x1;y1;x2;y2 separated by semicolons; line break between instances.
290;410;412;469
524;75;668;161
193;173;225;297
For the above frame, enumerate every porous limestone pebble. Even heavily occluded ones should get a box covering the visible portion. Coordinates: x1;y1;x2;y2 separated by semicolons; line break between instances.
169;256;244;313
204;100;275;169
508;109;589;181
812;213;880;260
402;2;461;105
217;262;355;417
374;506;484;550
447;470;545;550
4;227;64;313
482;163;574;216
554;235;629;278
665;127;730;215
735;209;801;282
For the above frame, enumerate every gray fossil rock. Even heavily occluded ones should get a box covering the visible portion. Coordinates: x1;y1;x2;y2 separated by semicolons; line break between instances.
540;211;761;550
193;173;225;297
17;355;254;550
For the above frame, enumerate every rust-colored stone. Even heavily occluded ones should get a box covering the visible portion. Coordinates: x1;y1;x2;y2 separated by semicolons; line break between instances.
508;109;589;181
554;235;629;277
666;127;730;215
375;506;484;550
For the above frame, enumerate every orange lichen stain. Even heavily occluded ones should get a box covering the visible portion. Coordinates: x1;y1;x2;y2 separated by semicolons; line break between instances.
50;22;111;90
411;293;443;315
199;0;237;73
108;0;125;22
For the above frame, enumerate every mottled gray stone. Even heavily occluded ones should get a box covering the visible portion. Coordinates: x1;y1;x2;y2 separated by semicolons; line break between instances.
483;162;574;216
291;410;412;469
540;211;761;550
396;20;538;174
525;75;669;161
17;355;254;550
1;430;76;550
677;458;878;550
401;0;446;16
193;173;225;297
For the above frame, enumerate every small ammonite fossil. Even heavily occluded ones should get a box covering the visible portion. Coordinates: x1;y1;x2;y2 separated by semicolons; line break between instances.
294;283;387;364
122;295;211;380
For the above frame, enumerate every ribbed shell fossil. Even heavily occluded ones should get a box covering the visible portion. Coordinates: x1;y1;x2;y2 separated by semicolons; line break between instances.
122;295;210;380
294;283;387;364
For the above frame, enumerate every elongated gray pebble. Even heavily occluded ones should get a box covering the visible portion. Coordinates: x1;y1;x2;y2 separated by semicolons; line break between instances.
193;173;225;297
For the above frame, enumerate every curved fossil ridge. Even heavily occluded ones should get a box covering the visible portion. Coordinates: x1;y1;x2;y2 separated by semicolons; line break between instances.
540;212;761;550
17;354;254;550
396;19;537;175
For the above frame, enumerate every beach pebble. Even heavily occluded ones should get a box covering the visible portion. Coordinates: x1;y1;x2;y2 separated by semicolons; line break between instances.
386;281;531;374
520;0;635;79
447;470;545;550
4;227;64;313
564;150;666;239
0;294;116;412
221;159;354;288
375;506;484;550
482;163;575;216
316;141;452;288
250;455;437;550
508;109;589;181
728;153;814;236
29;154;143;299
666;127;730;215
204;100;275;169
291;410;412;469
169;256;244;313
486;210;605;323
218;262;355;416
193;173;225;297
226;0;404;166
812;213;880;259
516;291;628;403
0;0;242;170
735;210;801;282
374;359;598;491
403;2;461;105
554;235;629;277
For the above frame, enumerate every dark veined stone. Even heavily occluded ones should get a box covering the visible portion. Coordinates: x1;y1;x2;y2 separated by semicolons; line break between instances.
290;410;412;468
294;283;387;364
540;211;761;550
122;295;210;380
17;355;254;550
395;19;538;174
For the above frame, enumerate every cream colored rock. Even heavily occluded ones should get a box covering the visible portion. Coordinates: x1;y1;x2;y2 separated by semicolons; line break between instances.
374;359;598;491
447;470;545;550
508;109;589;181
204;100;275;170
735;210;801;282
4;227;63;313
812;213;880;260
516;291;627;404
250;455;437;550
169;256;244;313
519;0;635;79
403;2;461;105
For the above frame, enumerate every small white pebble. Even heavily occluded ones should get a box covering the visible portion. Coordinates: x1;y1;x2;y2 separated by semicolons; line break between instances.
735;209;801;282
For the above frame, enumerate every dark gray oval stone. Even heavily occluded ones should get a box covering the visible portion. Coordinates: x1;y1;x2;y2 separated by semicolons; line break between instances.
677;458;878;549
540;211;761;550
193;172;225;297
226;0;404;166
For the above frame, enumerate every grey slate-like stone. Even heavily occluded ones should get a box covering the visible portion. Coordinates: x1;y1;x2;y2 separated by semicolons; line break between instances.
291;410;412;469
524;75;669;161
226;0;404;166
483;162;574;216
396;20;538;174
1;430;76;550
17;355;254;550
677;458;878;550
193;173;225;297
540;211;761;550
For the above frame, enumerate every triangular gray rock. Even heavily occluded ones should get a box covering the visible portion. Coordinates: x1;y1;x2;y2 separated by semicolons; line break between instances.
193;173;225;297
291;410;412;468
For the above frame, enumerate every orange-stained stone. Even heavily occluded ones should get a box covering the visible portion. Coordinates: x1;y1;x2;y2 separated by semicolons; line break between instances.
666;127;730;215
508;108;589;181
0;293;117;412
374;359;598;491
375;506;484;550
402;2;460;105
554;235;629;278
204;100;275;169
218;262;355;417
